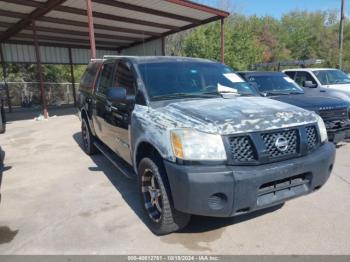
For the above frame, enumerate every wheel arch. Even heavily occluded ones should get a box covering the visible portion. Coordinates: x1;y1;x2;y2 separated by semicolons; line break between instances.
135;141;164;172
81;108;96;136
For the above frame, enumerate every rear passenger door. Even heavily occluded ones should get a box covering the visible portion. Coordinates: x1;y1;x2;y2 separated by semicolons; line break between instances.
93;61;117;145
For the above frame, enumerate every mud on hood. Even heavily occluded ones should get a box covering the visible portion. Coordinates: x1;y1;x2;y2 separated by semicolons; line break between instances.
151;97;319;135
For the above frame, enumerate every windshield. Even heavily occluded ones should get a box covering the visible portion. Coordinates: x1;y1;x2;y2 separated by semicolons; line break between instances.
313;70;350;85
244;74;304;95
138;62;257;101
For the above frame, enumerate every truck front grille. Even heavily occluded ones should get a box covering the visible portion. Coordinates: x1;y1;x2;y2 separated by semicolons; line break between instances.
306;126;318;151
324;119;350;130
261;129;298;158
319;108;348;120
229;136;256;162
228;125;320;165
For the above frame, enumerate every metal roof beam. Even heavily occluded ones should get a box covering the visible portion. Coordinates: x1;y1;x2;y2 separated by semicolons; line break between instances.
38;17;162;37
0;0;68;42
15;32;127;47
3;40;118;51
92;0;201;24
28;26;142;42
0;9;27;19
55;6;179;30
0;0;43;8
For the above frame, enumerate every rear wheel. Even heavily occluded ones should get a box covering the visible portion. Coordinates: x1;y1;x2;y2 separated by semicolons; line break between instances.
138;157;191;235
81;118;97;155
0;107;5;134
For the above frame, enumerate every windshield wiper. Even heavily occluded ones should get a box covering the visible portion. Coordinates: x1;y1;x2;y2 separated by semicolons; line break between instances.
203;91;241;96
288;91;304;95
152;92;218;101
261;90;302;96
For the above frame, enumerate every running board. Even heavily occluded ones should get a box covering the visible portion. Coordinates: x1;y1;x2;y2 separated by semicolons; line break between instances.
93;140;136;180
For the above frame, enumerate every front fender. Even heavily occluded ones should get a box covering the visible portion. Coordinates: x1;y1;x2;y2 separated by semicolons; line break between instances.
131;105;176;173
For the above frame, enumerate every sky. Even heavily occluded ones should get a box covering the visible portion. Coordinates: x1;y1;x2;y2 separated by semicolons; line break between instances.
196;0;349;19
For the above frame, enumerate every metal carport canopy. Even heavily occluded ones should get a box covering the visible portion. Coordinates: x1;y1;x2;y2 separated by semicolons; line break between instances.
0;0;229;64
0;0;229;118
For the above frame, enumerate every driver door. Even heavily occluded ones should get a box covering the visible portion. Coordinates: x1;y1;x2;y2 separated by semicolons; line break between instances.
102;60;136;164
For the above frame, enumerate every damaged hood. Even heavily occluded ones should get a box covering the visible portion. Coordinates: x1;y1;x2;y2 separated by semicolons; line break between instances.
151;97;319;135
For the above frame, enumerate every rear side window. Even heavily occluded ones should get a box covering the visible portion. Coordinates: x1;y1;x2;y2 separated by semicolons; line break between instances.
96;62;116;95
80;63;101;91
284;71;296;80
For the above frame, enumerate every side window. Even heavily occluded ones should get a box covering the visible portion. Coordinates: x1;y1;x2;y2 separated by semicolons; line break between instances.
115;62;136;96
295;71;316;87
80;63;100;90
97;63;116;95
284;71;296;80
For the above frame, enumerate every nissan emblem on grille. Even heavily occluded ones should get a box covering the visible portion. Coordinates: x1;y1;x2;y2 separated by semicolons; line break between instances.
275;135;289;152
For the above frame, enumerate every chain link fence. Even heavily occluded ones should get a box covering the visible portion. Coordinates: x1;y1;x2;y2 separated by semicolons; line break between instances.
1;82;79;109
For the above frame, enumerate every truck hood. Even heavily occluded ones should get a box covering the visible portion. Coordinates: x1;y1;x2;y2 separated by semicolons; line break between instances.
325;84;350;93
271;95;349;112
148;97;319;135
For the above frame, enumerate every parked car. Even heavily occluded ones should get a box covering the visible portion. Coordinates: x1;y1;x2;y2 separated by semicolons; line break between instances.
78;56;335;235
239;71;350;143
283;68;350;101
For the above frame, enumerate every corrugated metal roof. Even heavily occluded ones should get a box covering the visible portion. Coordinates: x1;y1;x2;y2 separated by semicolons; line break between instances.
0;0;229;63
1;43;118;64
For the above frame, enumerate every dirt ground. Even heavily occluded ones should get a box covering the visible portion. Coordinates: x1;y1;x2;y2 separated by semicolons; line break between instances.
0;111;350;255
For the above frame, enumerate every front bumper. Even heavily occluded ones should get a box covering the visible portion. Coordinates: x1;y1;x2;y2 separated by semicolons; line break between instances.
164;142;335;217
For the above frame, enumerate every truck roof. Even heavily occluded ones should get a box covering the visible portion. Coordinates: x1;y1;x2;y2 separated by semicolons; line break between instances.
283;68;338;72
101;56;216;64
239;71;286;77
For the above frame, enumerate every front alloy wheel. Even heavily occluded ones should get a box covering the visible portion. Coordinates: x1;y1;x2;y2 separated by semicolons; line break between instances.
138;157;191;235
142;168;163;222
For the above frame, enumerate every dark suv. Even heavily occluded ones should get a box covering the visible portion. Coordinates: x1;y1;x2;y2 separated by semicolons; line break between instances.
78;56;335;235
239;72;350;143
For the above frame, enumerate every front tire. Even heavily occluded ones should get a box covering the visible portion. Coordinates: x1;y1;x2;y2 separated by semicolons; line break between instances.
138;157;191;235
81;118;97;155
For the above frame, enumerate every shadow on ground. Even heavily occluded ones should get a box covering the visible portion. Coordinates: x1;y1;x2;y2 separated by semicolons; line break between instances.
72;132;284;236
5;105;78;122
0;227;18;245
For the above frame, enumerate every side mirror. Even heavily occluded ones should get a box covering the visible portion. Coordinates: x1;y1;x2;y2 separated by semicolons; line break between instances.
106;87;128;103
303;81;317;88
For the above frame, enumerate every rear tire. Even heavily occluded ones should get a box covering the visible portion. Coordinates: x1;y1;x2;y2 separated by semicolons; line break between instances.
81;117;97;155
138;157;191;235
0;107;5;134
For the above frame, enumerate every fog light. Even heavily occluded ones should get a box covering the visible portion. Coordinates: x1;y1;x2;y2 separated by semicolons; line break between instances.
208;193;227;210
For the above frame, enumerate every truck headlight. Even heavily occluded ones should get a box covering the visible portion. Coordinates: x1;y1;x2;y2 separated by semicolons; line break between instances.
317;116;328;143
170;129;227;161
